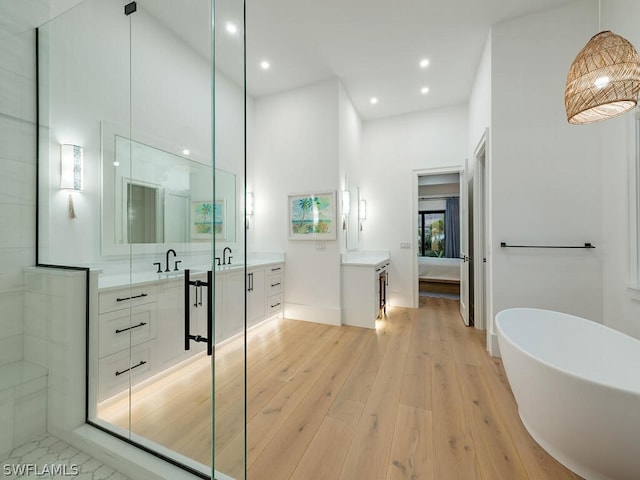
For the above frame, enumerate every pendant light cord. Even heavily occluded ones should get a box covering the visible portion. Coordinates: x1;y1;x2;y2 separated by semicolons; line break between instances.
598;0;601;32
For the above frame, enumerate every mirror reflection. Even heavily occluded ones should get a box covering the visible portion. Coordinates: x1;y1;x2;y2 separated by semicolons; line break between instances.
346;185;359;250
103;131;236;250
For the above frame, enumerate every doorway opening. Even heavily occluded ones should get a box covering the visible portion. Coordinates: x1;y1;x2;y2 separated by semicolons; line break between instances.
413;170;462;307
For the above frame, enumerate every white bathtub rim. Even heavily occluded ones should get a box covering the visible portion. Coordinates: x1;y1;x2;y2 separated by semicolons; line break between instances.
518;412;618;480
495;307;640;398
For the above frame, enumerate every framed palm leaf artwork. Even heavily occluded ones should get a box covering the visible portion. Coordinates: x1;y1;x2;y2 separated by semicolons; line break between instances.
288;191;336;240
191;199;225;241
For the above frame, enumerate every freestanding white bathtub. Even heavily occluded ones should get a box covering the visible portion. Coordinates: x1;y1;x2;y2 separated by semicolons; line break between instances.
495;308;640;480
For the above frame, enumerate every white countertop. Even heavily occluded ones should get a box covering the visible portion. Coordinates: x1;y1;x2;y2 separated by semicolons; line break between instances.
341;251;390;268
98;259;283;290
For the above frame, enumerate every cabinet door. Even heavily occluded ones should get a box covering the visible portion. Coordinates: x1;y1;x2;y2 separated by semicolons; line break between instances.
214;273;224;342
222;270;245;339
247;268;265;328
155;279;190;369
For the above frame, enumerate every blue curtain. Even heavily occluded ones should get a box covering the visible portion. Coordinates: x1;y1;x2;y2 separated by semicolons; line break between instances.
445;198;460;258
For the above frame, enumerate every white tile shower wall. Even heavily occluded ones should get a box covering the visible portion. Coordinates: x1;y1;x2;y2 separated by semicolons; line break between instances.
0;0;51;456
0;0;49;370
0;362;48;460
0;389;14;458
23;267;91;437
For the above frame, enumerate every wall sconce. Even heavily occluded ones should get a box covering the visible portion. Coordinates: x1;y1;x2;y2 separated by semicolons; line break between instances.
342;189;350;230
246;192;254;216
60;144;83;190
342;189;350;215
60;144;83;219
359;199;367;230
246;191;254;230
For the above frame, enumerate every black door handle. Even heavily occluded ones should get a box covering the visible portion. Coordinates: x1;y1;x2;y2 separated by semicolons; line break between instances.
184;270;213;356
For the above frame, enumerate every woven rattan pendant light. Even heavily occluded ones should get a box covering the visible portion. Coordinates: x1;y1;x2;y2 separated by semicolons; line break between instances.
565;30;640;124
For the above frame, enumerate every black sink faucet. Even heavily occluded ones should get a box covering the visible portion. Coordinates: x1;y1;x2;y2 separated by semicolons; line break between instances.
222;247;232;266
165;249;177;272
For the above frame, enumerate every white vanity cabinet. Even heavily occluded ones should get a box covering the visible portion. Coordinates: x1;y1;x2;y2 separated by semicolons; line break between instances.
218;269;244;340
341;254;390;329
247;267;266;328
265;264;284;319
96;260;285;402
219;263;285;334
97;283;158;401
155;275;210;371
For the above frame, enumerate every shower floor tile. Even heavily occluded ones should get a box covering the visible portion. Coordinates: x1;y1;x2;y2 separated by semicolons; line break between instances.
1;433;129;479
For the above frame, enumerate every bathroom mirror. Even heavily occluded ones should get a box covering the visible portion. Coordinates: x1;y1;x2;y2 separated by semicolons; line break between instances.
101;123;237;255
346;185;360;250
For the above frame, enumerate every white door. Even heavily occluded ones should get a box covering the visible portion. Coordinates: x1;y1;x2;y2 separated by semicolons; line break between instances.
459;164;470;325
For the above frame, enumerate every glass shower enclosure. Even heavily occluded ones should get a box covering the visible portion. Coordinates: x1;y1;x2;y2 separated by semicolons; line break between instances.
37;0;246;478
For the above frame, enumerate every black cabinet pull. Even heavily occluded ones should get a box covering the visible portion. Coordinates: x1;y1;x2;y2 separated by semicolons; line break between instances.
271;267;281;272
116;293;148;302
115;360;147;376
270;302;281;308
270;282;281;287
115;322;147;334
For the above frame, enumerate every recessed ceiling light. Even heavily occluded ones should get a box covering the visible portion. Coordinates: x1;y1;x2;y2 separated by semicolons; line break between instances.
370;97;378;105
419;58;430;68
182;149;190;156
225;22;238;35
421;86;430;94
260;60;270;70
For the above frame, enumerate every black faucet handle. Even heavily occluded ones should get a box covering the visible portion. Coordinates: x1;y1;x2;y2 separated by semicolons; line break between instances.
227;256;232;265
174;260;182;271
215;257;221;266
153;262;162;273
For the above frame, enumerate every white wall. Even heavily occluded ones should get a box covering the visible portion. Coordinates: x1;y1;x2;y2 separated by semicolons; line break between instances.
600;0;640;341
360;104;468;307
252;79;342;325
489;0;602;352
467;32;493;340
468;33;492;161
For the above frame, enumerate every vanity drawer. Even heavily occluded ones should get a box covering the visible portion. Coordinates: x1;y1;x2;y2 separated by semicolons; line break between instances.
98;304;157;358
99;284;157;314
98;340;156;402
267;264;284;275
266;294;283;316
267;273;283;296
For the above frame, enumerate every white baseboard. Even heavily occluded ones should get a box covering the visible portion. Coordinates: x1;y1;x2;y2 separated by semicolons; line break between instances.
488;332;501;357
284;303;341;326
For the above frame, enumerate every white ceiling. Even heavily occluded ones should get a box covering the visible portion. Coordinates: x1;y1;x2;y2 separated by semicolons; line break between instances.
241;0;579;120
80;0;580;121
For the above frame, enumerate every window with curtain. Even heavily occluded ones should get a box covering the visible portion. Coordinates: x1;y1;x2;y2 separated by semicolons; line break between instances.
418;210;445;257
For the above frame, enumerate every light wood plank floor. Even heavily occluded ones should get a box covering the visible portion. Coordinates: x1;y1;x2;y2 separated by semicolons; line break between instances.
98;297;583;480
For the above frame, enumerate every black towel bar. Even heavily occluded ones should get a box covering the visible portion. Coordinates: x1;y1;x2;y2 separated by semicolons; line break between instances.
500;242;595;249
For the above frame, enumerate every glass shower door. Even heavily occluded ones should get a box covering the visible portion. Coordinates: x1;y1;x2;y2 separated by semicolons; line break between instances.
126;0;247;478
37;0;246;478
